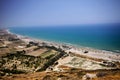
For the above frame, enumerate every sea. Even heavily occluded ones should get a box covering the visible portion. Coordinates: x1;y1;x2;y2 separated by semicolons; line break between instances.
9;24;120;53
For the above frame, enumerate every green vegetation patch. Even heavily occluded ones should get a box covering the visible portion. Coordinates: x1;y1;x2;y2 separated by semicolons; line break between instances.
40;49;57;59
0;53;47;75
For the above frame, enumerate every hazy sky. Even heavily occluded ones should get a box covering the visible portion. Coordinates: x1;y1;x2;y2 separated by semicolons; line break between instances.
0;0;120;27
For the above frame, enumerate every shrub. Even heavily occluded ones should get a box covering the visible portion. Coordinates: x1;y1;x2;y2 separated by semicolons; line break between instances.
96;72;107;77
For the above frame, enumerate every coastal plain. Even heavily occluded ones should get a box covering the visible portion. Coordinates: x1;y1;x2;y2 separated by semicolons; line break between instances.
0;29;120;80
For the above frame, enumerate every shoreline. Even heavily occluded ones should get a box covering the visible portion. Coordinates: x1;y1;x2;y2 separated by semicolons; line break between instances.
8;29;120;62
9;29;120;53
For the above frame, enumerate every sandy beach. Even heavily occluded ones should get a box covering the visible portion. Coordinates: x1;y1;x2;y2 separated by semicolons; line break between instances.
3;29;119;68
9;29;119;63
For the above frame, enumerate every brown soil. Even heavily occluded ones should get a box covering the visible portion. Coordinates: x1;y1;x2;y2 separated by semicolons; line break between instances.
1;69;120;80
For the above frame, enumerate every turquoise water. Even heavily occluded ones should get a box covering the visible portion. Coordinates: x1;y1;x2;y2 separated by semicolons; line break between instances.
9;24;120;52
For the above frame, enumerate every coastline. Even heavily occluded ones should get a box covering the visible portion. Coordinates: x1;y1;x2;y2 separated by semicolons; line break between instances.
9;26;120;52
8;29;120;62
8;29;120;52
1;28;120;80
